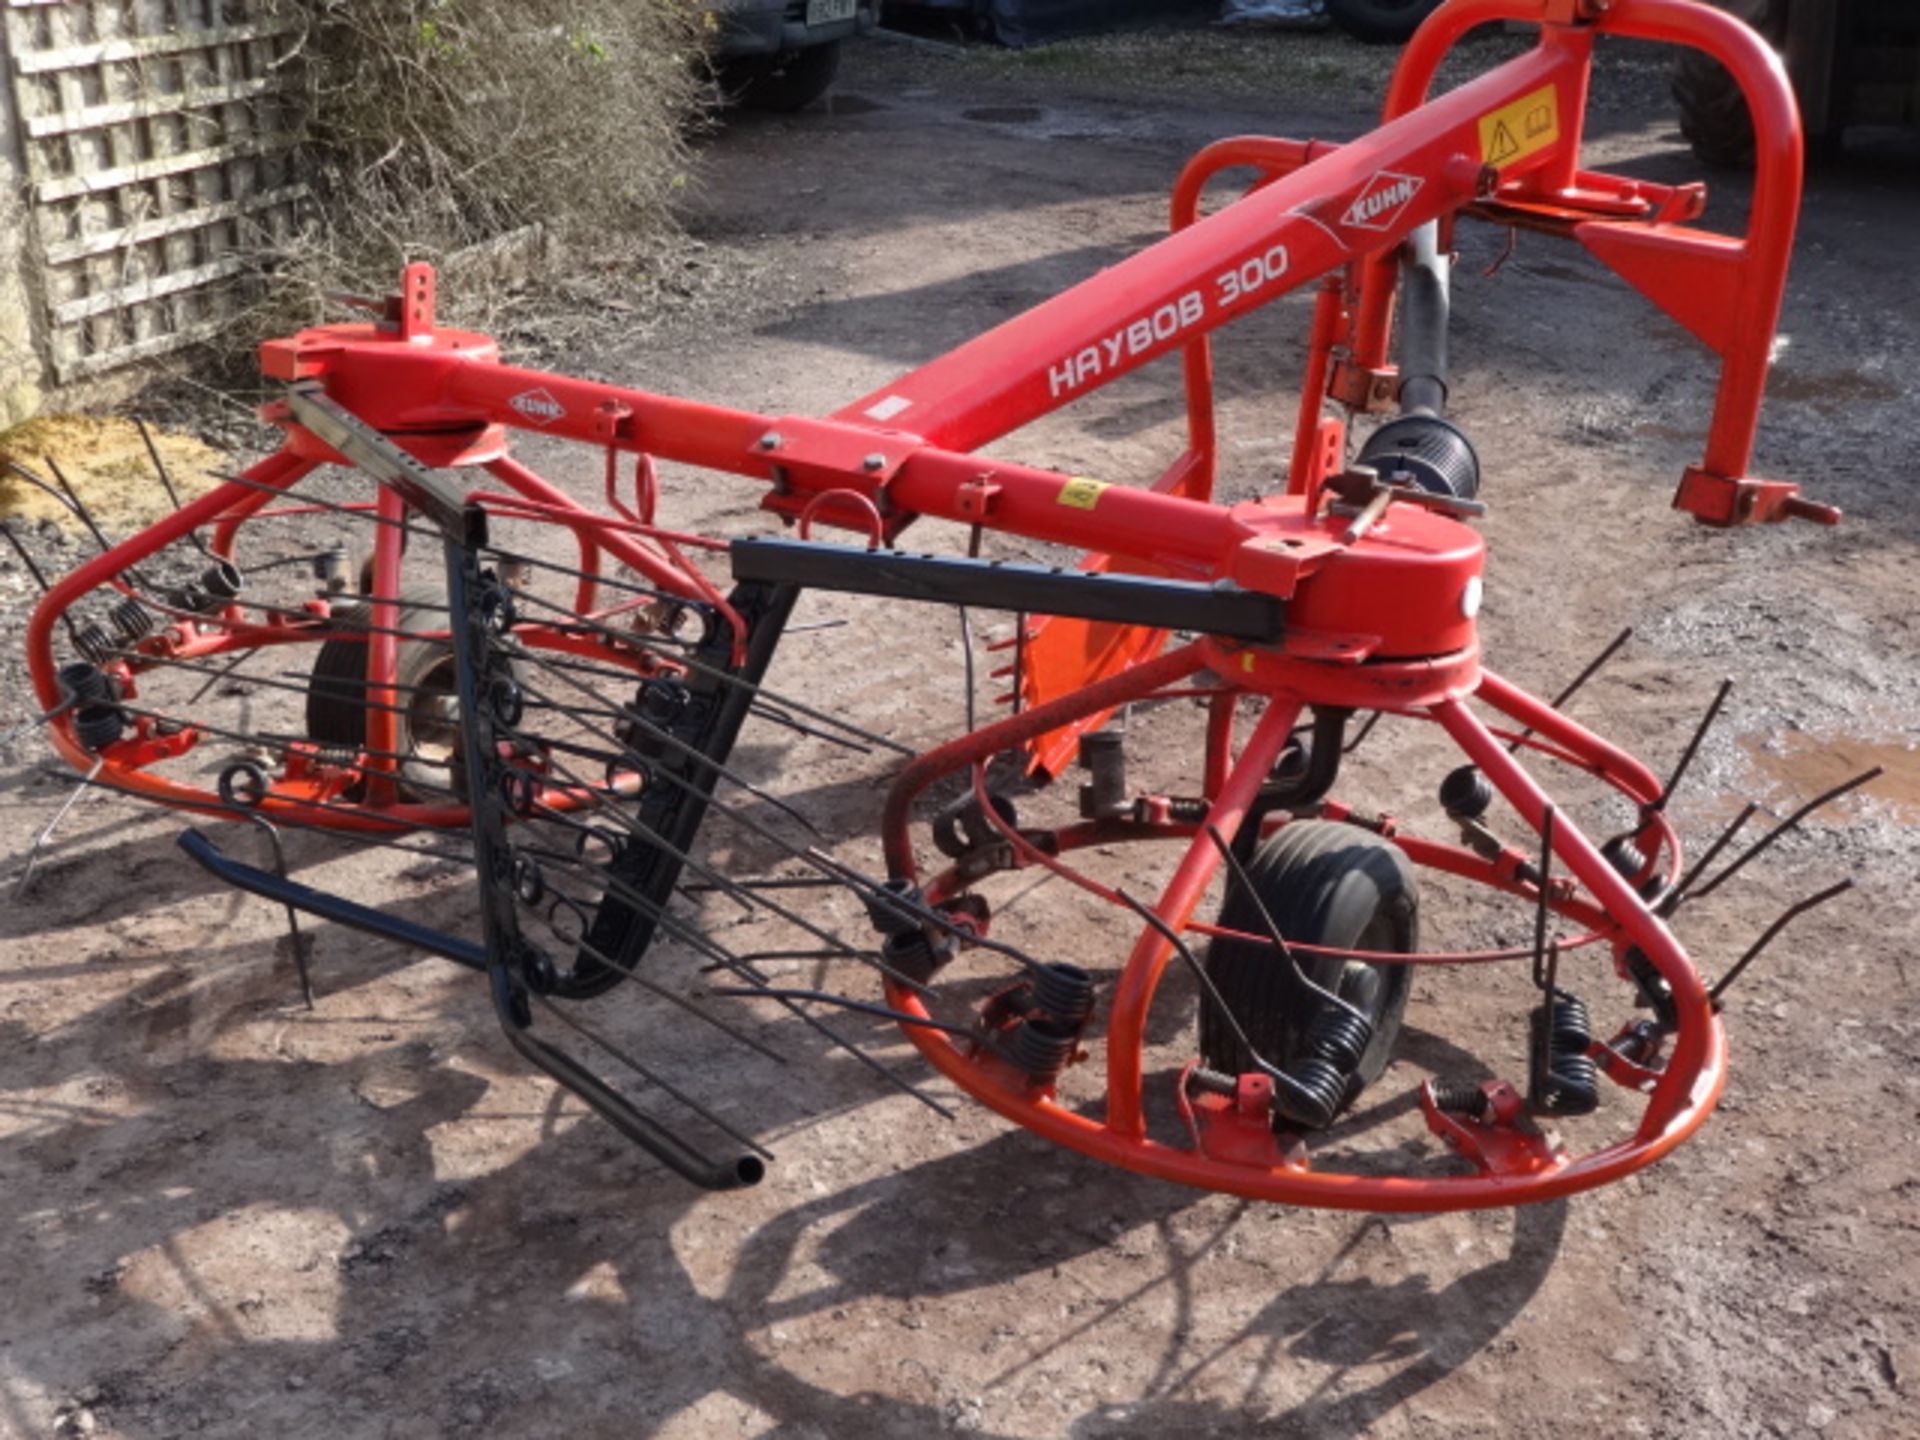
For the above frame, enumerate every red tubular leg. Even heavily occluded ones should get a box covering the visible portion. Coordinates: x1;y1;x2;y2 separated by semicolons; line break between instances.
1104;697;1299;1138
1430;695;1722;1140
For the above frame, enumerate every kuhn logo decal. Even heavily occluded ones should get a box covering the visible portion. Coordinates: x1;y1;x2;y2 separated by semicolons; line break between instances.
1340;171;1424;232
509;387;565;424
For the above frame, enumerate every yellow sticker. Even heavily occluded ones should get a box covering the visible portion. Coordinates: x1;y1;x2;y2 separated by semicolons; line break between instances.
1479;83;1559;170
1058;476;1109;509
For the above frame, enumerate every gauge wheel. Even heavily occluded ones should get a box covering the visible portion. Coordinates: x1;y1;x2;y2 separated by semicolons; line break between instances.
305;589;475;801
1199;820;1418;1122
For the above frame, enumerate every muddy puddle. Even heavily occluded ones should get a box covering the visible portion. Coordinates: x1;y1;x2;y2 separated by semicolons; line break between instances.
1740;729;1920;822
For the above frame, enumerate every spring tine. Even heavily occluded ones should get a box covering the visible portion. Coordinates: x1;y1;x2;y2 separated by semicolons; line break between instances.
528;993;774;1160
1708;878;1854;1006
681;877;848;895
3;459;88;529
1531;805;1555;990
1505;626;1633;753
800;844;1054;980
240;812;312;1008
514;754;953;1008
133;418;217;558
11;758;104;902
2;518;84;645
42;457;116;558
0;696;77;748
1652;677;1733;813
698;947;861;972
708;986;977;1038
186;649;260;706
1685;768;1882;901
1115;887;1280;1076
1342;710;1384;755
512;663;824;839
746;701;873;754
568;932;788;1066
511;586;912;756
510;771;967;1121
1;518;57;595
1661;801;1759;915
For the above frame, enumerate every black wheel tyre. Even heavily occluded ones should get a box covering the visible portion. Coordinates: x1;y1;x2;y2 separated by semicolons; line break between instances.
1199;820;1417;1122
724;41;840;113
1324;0;1446;45
306;590;467;798
1671;0;1780;168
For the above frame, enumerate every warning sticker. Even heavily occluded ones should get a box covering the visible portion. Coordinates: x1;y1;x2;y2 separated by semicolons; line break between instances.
1478;83;1559;169
1057;476;1109;509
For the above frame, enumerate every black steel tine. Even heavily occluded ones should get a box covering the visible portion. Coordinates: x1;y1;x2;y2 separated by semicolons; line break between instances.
1708;879;1855;1006
513;779;966;1104
42;457;117;558
1;518;60;597
517;768;946;1001
1;484;116;641
799;844;1055;980
186;648;261;706
1505;626;1633;753
747;702;873;754
1661;801;1759;915
241;813;313;1008
698;947;866;972
134;418;215;559
0;696;77;748
510;585;912;756
1686;768;1882;901
1343;710;1384;755
1113;887;1280;1075
1652;677;1733;813
510;662;826;840
681;877;848;894
707;987;977;1039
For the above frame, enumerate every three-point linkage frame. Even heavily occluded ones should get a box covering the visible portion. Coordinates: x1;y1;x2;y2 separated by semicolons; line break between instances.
24;0;1859;1208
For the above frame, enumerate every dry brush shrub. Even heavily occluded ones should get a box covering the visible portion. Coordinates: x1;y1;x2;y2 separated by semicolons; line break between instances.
230;0;714;355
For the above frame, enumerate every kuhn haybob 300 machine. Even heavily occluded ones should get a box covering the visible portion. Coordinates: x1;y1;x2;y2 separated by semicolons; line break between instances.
19;0;1867;1209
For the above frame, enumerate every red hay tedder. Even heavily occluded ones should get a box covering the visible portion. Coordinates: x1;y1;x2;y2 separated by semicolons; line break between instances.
16;0;1869;1210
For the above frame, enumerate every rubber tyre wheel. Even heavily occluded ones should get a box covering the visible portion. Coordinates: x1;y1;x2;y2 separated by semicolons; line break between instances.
1199;820;1417;1122
724;42;840;113
1324;0;1446;45
1671;0;1780;168
305;589;465;798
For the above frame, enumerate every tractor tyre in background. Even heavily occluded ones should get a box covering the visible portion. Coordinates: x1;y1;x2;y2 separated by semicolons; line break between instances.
1672;0;1781;167
1324;0;1446;45
722;41;841;112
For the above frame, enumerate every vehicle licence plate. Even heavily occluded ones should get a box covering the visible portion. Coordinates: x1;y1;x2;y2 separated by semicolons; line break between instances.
807;0;856;25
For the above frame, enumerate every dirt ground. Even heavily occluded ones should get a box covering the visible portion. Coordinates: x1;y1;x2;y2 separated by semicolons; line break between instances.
3;23;1919;1440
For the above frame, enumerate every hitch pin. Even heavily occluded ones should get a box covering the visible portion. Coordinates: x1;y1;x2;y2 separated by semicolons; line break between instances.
1342;485;1395;544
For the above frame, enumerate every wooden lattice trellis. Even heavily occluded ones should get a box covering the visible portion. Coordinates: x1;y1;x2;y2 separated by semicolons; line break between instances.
4;0;306;382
